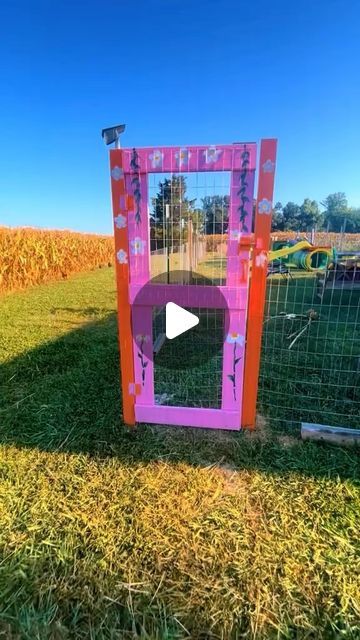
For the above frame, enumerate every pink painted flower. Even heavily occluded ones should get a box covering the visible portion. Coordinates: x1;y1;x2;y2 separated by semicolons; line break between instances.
175;148;191;166
255;251;267;268
226;332;245;345
262;159;275;173
131;237;146;255
230;229;241;240
111;166;124;181
149;149;163;168
258;198;272;215
114;214;126;229
204;146;222;164
116;249;128;264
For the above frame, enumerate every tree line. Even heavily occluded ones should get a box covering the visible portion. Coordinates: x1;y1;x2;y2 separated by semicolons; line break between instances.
273;193;360;232
152;176;360;235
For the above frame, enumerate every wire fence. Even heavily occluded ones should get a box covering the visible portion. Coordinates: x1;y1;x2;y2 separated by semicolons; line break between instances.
146;166;360;428
258;234;360;431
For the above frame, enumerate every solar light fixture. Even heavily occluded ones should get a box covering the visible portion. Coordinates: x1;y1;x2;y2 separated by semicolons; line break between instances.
101;124;126;148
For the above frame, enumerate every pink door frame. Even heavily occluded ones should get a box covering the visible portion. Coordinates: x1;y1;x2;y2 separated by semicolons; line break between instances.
121;143;257;430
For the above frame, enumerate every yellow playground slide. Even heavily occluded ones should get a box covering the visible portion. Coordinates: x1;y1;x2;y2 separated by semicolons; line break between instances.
268;240;312;262
269;240;332;271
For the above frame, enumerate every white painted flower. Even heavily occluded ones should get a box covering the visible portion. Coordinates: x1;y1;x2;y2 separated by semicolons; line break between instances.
131;237;146;255
175;148;191;166
136;334;149;343
149;149;163;168
258;198;272;214
204;146;222;164
230;229;241;240
255;251;267;268
111;166;124;181
116;249;128;264
226;332;245;345
114;214;127;229
262;159;275;173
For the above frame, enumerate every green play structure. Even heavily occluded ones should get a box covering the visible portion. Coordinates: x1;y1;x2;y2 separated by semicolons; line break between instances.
269;239;333;271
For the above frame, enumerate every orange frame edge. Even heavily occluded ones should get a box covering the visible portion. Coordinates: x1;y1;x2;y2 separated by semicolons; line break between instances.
241;139;278;429
109;149;136;425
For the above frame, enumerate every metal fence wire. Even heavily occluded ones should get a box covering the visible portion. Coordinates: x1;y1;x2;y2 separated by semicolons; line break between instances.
146;167;360;430
258;234;360;431
147;170;230;409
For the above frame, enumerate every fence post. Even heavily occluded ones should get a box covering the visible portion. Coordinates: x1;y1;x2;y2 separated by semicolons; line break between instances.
109;148;135;425
241;139;277;429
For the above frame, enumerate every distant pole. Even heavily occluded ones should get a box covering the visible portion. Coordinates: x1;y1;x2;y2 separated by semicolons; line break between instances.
340;219;346;252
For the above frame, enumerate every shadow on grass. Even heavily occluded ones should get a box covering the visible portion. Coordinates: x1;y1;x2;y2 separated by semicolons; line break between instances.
0;310;359;481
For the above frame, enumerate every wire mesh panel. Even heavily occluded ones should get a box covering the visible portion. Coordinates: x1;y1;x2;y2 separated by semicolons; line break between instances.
259;235;360;430
153;307;224;408
148;171;230;285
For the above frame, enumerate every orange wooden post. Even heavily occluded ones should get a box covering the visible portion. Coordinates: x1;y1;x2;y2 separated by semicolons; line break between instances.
109;149;136;425
241;139;277;429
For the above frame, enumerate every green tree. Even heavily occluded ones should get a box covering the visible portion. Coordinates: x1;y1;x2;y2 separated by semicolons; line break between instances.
321;192;349;231
299;198;322;230
152;175;195;226
201;195;229;234
282;202;301;230
341;208;360;232
271;201;284;231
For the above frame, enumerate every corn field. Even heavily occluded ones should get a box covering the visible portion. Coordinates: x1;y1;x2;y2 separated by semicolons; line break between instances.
0;227;114;294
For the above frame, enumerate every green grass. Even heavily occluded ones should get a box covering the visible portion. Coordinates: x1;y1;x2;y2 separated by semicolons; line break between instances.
0;268;359;639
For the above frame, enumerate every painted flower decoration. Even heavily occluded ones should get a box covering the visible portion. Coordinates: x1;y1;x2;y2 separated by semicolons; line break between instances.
226;332;245;346
114;214;127;229
255;251;268;268
262;159;275;173
111;166;124;181
149;149;163;168
204;146;222;164
230;229;241;241
136;334;149;343
131;237;146;255
258;198;272;215
116;249;128;264
175;148;191;166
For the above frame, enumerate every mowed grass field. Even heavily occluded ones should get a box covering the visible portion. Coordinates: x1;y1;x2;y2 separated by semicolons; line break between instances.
0;267;359;639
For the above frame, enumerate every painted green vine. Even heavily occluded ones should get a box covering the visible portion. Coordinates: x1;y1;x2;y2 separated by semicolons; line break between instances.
237;146;250;232
130;148;142;226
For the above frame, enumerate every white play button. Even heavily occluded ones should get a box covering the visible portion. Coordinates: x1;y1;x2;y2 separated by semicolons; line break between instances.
165;302;199;340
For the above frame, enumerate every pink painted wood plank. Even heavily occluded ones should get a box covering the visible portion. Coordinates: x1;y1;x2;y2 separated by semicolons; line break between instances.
135;405;241;430
122;144;257;174
126;173;150;285
129;283;248;310
131;305;154;405
226;164;256;285
221;309;246;413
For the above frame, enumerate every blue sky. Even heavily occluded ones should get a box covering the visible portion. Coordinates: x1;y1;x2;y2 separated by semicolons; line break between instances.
1;0;359;234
